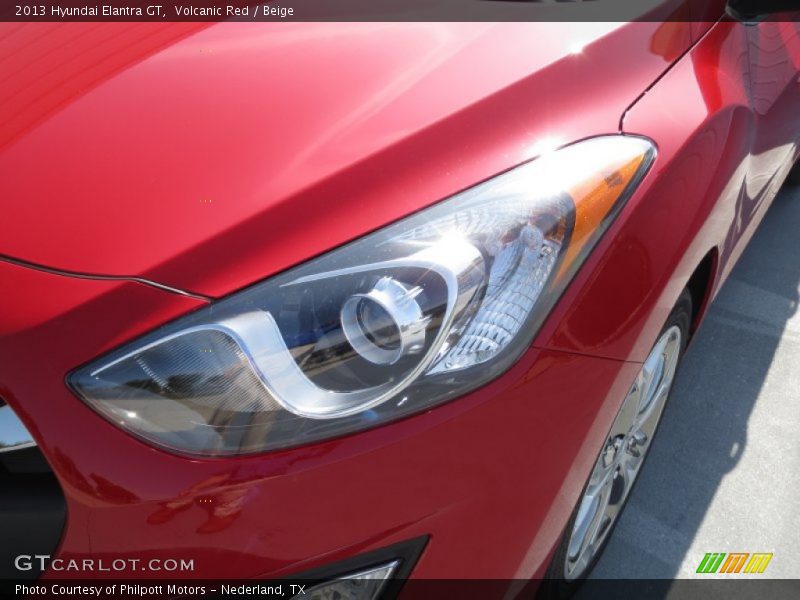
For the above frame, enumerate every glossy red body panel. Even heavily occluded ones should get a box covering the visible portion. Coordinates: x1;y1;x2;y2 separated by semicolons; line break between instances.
1;21;692;297
2;11;800;587
539;19;800;361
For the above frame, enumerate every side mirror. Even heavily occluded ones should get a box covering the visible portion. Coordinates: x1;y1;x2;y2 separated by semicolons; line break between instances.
726;0;799;21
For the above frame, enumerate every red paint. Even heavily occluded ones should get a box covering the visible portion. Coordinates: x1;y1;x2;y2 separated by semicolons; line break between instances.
1;14;799;584
1;21;690;296
539;19;800;362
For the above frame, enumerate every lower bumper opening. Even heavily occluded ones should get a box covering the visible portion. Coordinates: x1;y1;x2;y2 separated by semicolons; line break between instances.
0;436;67;579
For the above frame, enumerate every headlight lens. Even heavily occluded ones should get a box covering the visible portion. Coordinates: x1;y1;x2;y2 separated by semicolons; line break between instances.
70;136;654;456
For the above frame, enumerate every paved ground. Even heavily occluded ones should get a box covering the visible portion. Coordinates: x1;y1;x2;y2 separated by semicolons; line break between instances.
591;180;800;579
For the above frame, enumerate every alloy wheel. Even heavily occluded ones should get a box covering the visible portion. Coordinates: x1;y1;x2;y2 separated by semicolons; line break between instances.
564;325;682;580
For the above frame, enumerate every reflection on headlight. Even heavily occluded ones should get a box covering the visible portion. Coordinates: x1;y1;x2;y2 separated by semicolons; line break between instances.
70;135;655;456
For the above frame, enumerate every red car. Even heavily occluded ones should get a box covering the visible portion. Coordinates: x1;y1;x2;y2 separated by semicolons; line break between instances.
2;3;800;598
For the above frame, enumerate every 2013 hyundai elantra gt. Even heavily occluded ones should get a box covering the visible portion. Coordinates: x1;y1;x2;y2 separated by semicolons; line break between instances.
1;8;799;598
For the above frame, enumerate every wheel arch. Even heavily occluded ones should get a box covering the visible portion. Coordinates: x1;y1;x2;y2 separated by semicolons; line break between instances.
685;247;719;337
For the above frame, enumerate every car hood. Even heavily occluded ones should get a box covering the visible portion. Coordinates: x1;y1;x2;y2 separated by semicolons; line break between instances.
0;21;692;298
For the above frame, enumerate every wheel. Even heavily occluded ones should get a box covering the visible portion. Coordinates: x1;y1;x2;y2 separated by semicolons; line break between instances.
539;289;692;597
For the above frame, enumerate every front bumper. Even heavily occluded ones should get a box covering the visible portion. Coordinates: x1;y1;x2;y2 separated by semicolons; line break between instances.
0;258;639;583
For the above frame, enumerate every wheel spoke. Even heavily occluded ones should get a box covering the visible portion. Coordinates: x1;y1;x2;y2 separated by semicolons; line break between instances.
567;469;613;568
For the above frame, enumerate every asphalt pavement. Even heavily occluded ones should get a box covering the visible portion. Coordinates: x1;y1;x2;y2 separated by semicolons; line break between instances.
590;179;800;579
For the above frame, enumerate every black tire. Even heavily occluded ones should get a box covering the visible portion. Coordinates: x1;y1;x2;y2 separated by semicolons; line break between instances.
537;289;692;599
788;160;800;186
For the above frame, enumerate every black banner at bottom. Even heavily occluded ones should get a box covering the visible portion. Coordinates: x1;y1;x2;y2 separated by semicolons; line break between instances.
3;579;800;600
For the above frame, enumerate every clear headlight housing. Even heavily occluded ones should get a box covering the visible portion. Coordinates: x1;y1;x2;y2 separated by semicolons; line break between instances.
70;136;654;456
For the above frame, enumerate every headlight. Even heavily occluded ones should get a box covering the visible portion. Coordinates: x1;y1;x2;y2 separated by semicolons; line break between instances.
70;136;654;456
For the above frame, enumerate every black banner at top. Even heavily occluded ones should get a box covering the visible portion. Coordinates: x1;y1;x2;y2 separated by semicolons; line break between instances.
1;0;799;23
